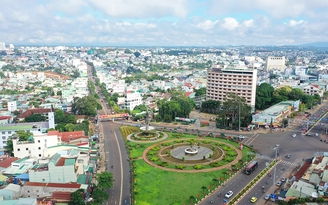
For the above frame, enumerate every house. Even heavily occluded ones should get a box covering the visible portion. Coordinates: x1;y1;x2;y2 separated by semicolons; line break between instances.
21;182;81;198
285;181;318;202
17;109;56;122
0;116;13;125
0;157;19;173
0;183;21;200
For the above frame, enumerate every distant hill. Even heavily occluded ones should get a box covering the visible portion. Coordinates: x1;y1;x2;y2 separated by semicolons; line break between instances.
301;42;328;47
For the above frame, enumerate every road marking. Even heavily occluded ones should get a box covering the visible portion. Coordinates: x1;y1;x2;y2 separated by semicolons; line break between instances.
113;131;123;205
244;133;259;145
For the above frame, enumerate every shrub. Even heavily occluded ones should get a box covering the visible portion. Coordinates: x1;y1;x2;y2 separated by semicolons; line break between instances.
150;157;159;161
151;146;160;151
175;165;186;170
193;164;204;170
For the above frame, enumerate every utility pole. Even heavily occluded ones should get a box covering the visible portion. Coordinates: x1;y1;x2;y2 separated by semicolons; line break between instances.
238;102;241;132
272;145;279;194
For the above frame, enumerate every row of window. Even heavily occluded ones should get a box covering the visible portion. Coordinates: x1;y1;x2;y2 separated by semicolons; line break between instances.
17;147;42;151
1;131;12;134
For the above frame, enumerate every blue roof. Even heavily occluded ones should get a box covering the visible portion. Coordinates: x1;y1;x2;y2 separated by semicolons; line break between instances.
15;173;29;179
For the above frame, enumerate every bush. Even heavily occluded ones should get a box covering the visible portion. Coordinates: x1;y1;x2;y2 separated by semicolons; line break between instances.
175;165;186;170
193;164;204;170
150;157;159;161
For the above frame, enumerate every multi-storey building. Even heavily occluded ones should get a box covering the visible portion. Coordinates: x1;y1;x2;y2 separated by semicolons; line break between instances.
124;92;142;110
265;56;286;71
206;67;258;111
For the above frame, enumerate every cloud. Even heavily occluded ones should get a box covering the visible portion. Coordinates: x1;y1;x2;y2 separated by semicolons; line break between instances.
289;20;304;26
222;18;239;30
87;0;188;19
243;19;254;27
196;20;218;30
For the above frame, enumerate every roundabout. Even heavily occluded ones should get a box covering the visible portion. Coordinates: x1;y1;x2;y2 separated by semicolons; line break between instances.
143;138;243;173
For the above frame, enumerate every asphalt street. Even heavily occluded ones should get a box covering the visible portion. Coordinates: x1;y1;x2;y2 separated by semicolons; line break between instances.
87;67;131;205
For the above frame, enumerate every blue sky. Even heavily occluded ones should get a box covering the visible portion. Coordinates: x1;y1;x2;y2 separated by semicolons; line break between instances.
1;0;328;46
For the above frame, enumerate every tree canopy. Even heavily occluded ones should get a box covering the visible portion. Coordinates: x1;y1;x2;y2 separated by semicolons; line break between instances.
72;96;102;116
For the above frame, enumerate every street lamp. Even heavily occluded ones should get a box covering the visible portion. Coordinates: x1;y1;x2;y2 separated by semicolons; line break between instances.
272;144;279;194
238;101;241;132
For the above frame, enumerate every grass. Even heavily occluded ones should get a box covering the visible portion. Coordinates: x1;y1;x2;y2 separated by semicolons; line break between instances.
134;160;230;205
121;126;256;204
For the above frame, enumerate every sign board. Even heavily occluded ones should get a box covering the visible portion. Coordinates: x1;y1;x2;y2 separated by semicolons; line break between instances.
99;113;129;119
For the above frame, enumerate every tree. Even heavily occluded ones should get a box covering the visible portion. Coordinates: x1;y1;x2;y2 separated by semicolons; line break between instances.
91;187;109;204
133;51;141;58
25;113;46;122
189;195;195;203
201;185;207;195
57;90;62;96
216;93;252;130
255;83;274;110
195;87;206;96
69;188;84;205
96;171;114;189
288;88;305;101
72;96;102;116
201;100;220;113
111;93;119;103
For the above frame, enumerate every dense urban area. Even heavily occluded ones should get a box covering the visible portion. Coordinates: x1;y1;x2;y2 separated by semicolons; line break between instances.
0;43;328;205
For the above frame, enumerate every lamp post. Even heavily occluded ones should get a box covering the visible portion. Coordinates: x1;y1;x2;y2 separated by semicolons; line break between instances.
272;144;279;194
238;101;241;132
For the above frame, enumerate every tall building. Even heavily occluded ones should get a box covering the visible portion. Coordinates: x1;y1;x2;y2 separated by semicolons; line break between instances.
0;42;5;50
206;67;258;111
265;56;286;71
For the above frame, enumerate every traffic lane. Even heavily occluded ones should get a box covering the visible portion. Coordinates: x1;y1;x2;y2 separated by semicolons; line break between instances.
200;158;268;205
238;163;290;205
111;122;132;205
102;122;122;205
114;121;254;138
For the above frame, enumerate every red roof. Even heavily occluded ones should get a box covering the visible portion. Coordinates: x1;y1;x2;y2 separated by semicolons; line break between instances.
48;131;85;142
51;191;72;201
24;182;81;188
18;109;57;118
56;157;67;166
0;116;11;120
0;157;19;168
185;92;193;97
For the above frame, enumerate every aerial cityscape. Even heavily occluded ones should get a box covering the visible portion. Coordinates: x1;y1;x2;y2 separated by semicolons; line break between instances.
1;1;328;205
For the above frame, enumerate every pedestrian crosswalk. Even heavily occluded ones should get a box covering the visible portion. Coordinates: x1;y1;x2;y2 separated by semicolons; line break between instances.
255;155;298;167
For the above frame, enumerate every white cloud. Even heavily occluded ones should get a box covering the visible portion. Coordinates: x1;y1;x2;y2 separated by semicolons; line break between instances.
196;20;218;30
289;20;304;26
222;18;239;30
87;0;188;18
243;19;254;27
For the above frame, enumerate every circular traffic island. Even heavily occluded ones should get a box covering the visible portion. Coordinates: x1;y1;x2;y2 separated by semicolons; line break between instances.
144;139;242;172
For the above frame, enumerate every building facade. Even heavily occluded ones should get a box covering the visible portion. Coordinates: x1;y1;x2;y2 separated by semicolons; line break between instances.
206;67;258;111
265;56;286;71
124;92;142;110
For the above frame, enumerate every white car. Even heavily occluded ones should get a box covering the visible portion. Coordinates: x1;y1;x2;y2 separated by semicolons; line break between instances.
225;191;233;198
292;134;296;138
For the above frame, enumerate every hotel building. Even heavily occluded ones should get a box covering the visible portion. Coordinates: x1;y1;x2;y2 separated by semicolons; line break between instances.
206;67;258;111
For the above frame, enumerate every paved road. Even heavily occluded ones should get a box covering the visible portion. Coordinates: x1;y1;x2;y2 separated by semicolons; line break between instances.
87;67;131;205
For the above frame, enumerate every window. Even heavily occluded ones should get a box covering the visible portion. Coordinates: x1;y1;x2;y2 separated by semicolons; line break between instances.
38;140;40;143
38;147;41;150
8;131;11;134
3;141;6;144
39;154;42;157
42;179;45;182
2;136;6;139
27;190;30;193
26;148;28;151
1;132;4;134
17;148;20;151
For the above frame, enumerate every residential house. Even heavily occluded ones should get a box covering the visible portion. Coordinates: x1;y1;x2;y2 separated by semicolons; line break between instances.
285;181;318;202
0;184;21;200
21;182;82;198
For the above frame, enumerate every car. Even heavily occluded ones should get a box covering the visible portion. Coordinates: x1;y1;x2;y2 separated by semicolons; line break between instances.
276;181;282;186
315;133;319;137
264;194;270;200
225;191;233;198
281;177;287;182
306;133;313;136
286;154;291;158
250;197;257;203
238;135;245;139
292;134;296;137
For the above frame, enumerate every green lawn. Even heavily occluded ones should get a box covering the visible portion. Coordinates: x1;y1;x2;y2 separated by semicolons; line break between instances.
134;160;230;205
121;128;256;204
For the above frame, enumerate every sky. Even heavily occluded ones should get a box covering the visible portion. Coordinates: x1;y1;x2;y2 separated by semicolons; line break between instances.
1;0;328;46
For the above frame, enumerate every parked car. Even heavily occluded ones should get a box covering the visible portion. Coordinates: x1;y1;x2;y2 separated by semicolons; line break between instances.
225;191;233;198
264;194;270;200
281;177;287;182
306;133;313;136
292;133;296;138
276;181;282;186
